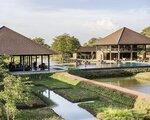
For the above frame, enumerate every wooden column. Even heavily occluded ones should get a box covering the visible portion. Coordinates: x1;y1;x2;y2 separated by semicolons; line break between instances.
110;45;112;60
41;55;43;64
29;56;31;66
31;56;33;70
35;56;38;71
48;55;50;71
143;45;146;60
130;45;133;61
23;56;25;71
118;45;120;60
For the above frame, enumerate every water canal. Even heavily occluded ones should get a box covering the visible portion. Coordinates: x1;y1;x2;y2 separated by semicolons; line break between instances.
43;90;95;120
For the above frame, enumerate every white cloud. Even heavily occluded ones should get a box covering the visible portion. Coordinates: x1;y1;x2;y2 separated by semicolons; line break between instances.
0;0;149;45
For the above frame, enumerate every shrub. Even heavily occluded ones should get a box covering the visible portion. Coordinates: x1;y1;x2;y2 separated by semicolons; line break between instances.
97;108;135;120
134;98;150;114
79;100;126;116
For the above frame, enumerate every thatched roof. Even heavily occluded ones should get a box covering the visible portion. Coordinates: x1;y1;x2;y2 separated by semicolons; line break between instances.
0;26;54;55
77;46;96;52
96;27;150;45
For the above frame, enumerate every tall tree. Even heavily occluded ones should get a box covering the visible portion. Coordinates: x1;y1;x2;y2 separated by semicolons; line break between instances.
84;37;101;46
51;34;80;62
32;37;50;48
141;26;150;38
33;37;45;45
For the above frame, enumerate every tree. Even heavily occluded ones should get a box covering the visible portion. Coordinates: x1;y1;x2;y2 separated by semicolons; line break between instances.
33;37;45;45
0;56;30;120
0;75;30;120
84;37;101;46
141;26;150;38
51;34;80;61
32;37;50;49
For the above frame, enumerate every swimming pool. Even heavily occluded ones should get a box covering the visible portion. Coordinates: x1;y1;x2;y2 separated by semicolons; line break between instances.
76;62;150;69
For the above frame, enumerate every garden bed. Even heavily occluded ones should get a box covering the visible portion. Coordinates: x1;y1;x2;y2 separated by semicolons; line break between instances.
15;107;62;120
77;81;137;107
79;99;128;116
54;87;99;103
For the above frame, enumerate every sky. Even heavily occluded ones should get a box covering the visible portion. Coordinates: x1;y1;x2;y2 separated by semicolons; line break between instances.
0;0;150;45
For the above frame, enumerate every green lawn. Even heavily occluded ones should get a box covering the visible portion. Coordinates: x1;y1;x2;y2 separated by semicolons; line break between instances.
54;87;99;102
33;78;72;90
51;73;80;85
24;73;73;90
15;107;62;120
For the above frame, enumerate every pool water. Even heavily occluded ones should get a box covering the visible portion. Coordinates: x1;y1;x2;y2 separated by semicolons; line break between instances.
94;77;150;94
77;62;150;69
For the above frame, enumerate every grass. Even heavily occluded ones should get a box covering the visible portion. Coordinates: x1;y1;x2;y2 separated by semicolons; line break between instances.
24;73;73;90
33;78;72;90
15;107;62;120
54;87;99;102
134;72;150;81
51;73;80;85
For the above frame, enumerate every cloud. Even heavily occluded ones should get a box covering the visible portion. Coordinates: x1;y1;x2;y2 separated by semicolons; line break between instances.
0;0;149;45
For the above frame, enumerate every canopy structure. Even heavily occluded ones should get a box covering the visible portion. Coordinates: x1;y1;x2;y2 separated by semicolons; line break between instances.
96;27;150;45
0;26;55;71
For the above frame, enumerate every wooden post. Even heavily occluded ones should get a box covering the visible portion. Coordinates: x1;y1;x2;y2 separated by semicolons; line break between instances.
31;56;33;70
29;56;31;66
118;45;120;60
35;56;38;71
41;55;43;64
23;56;25;71
48;55;50;71
110;45;112;60
130;45;133;61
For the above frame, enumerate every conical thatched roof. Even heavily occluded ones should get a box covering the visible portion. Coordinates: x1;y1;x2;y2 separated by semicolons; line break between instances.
0;26;54;55
96;27;150;45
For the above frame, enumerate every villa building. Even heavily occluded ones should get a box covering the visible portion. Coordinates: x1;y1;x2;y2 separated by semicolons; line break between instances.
0;26;54;71
96;27;150;62
73;46;96;60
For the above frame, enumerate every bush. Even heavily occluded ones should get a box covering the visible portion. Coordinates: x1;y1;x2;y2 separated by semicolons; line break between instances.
79;100;126;116
97;108;135;120
134;98;150;114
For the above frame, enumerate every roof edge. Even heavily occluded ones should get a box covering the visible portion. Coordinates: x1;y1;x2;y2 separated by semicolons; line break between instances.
117;27;126;44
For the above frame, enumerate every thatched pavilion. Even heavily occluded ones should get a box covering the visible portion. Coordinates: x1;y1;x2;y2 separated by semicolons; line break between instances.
0;26;54;71
96;27;150;61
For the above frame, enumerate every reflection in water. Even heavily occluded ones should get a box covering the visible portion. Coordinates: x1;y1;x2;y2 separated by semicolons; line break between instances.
43;90;95;120
94;77;150;94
